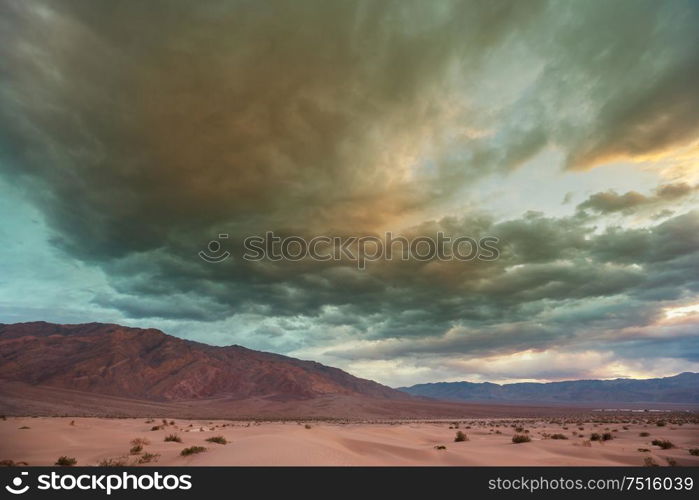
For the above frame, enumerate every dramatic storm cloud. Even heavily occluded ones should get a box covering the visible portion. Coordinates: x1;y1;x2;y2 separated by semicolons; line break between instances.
1;0;698;385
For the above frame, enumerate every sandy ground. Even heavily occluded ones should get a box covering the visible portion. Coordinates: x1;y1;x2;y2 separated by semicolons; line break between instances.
1;416;698;466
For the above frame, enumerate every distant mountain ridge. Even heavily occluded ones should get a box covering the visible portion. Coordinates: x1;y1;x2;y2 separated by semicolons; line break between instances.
0;321;406;402
398;372;699;403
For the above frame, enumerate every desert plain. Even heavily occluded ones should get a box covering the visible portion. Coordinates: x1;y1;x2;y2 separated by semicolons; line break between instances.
2;414;698;467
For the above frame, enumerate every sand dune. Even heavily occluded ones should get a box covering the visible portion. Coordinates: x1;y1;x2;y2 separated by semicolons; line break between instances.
2;416;697;466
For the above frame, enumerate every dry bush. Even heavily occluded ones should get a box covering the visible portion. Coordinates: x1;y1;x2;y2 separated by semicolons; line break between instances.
55;456;77;466
98;457;129;467
454;431;468;442
651;439;674;450
180;446;206;456
205;436;227;445
138;453;160;464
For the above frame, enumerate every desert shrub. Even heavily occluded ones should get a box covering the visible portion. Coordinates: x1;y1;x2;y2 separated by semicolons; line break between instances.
666;458;678;466
602;433;613;441
639;432;650;437
206;436;227;445
138;453;160;464
164;434;182;443
689;449;699;456
98;457;128;467
581;440;592;447
18;426;30;430
129;445;142;455
434;445;447;450
150;426;162;431
644;457;659;467
304;424;312;429
0;460;28;467
550;434;568;440
55;456;77;466
590;433;601;441
656;421;666;427
180;446;206;456
638;448;650;452
454;431;468;442
515;427;524;433
512;434;531;443
651;439;674;450
130;438;150;447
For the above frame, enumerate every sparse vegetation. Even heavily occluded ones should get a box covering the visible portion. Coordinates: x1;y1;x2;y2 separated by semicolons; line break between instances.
689;449;699;456
138;453;160;464
18;426;30;430
666;458;678;466
150;425;162;431
644;457;659;467
638;448;650;452
180;446;206;456
434;445;447;450
164;434;182;443
550;434;568;440
602;432;613;441
55;456;77;467
98;457;129;466
639;432;650;437
454;431;468;442
304;424;312;429
129;444;143;455
130;438;150;447
590;433;601;441
656;421;667;427
651;439;674;450
0;460;28;467
512;434;531;443
206;436;227;445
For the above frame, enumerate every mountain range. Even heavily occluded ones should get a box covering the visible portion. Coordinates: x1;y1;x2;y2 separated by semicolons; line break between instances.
0;321;697;418
398;373;699;403
0;321;403;401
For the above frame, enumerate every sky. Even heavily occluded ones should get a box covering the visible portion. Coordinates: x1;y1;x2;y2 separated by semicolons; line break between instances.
1;0;698;387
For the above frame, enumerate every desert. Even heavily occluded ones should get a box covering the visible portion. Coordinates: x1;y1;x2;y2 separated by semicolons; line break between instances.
2;415;698;467
1;322;699;467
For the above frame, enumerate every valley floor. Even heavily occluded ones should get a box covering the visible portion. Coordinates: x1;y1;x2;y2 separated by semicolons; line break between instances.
2;416;698;466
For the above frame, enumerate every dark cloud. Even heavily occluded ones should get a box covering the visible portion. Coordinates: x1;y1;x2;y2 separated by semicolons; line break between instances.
1;0;698;381
577;183;697;214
